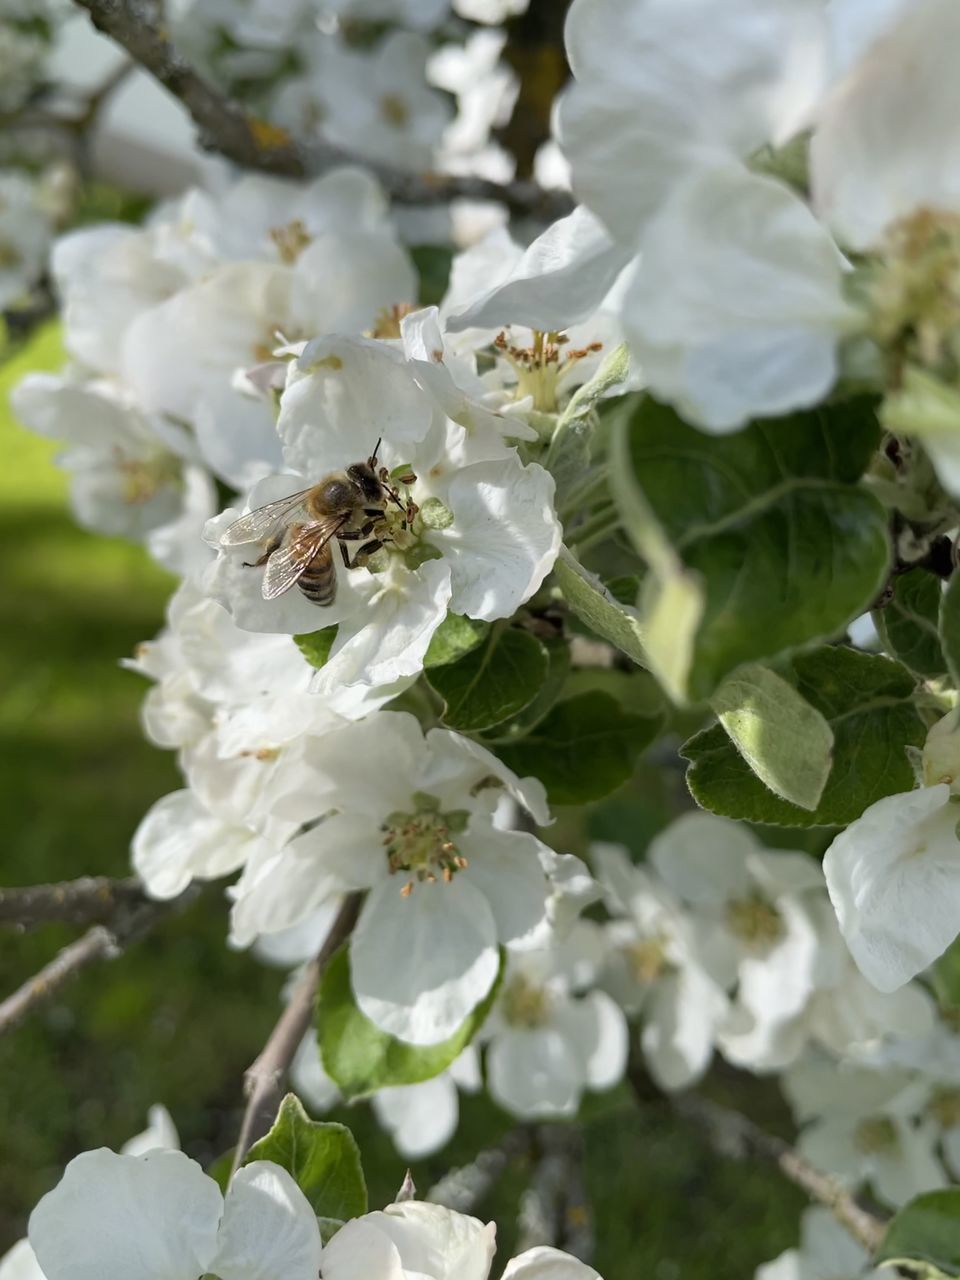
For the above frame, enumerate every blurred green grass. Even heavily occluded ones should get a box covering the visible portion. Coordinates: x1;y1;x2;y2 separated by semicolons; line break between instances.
0;328;802;1276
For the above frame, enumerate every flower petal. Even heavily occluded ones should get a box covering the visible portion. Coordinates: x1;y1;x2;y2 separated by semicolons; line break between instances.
622;165;854;431
823;784;960;991
319;1218;405;1280
433;457;561;621
132;790;253;899
352;876;500;1045
372;1075;460;1158
209;1161;322;1280
811;0;960;249
280;335;435;478
458;826;551;949
29;1150;221;1280
366;1202;497;1280
444;206;631;333
553;991;629;1092
487;1025;583;1118
502;1246;601;1280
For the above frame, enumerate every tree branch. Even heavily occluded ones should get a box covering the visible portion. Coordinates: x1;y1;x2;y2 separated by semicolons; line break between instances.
516;1127;595;1262
668;1089;887;1255
230;892;362;1177
0;887;197;1036
69;0;573;218
427;1130;530;1213
0;876;145;929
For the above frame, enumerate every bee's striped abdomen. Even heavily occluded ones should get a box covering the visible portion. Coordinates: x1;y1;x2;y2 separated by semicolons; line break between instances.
298;547;337;606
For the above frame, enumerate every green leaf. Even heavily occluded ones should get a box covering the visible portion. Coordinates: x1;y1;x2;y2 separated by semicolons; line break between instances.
496;691;661;805
609;394;890;703
427;627;548;731
877;1189;960;1277
295;626;338;669
482;635;571;739
683;646;925;826
940;573;960;688
709;663;834;811
874;568;947;678
410;244;454;307
554;545;648;668
423;613;489;669
561;667;666;720
317;946;502;1101
244;1094;367;1222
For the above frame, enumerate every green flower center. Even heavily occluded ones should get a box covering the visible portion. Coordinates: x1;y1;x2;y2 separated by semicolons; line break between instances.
726;894;784;949
381;792;470;895
930;1088;960;1130
113;449;181;505
269;218;312;264
627;936;670;984
379;93;410;128
501;973;552;1028
853;1115;898;1155
494;328;602;414
862;207;960;381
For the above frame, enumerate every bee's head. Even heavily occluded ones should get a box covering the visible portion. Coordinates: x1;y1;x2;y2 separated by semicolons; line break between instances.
346;460;383;504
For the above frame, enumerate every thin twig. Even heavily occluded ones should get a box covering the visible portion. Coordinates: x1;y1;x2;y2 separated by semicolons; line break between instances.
230;892;362;1178
0;888;197;1036
69;0;573;217
0;876;145;929
515;1127;595;1262
667;1089;887;1254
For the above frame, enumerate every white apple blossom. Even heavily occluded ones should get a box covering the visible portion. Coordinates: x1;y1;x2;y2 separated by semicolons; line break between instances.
11;374;216;575
650;814;827;1036
484;922;628;1119
127;579;407;901
783;1057;947;1206
28;1151;321;1280
204;334;560;688
227;709;573;1045
593;842;729;1091
429;30;516;183
319;1201;601;1280
273;32;453;174
441;211;639;413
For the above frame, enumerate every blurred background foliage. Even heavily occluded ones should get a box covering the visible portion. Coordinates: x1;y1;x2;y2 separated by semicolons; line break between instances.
0;321;804;1277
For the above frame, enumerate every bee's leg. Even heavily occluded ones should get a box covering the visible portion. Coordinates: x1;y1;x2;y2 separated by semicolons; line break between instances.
351;538;386;567
363;507;385;519
336;520;381;568
243;535;282;568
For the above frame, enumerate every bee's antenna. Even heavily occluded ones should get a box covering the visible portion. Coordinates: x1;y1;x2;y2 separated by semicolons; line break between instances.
371;436;382;464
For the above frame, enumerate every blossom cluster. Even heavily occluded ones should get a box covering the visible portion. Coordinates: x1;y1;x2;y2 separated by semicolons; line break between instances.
15;0;960;1275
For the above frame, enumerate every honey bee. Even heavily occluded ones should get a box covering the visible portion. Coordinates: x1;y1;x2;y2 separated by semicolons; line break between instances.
220;440;416;606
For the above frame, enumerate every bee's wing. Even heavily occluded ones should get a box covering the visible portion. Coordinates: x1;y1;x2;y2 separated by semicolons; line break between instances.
261;515;348;601
219;489;311;547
